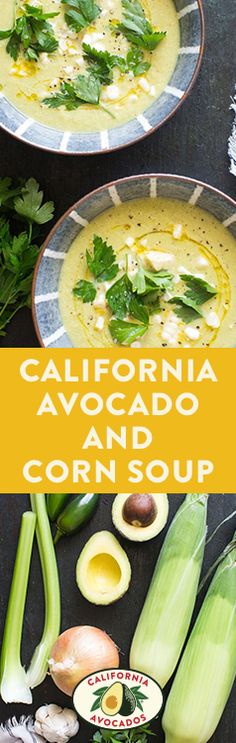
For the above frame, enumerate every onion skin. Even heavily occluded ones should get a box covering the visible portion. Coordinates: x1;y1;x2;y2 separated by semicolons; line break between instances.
49;626;119;696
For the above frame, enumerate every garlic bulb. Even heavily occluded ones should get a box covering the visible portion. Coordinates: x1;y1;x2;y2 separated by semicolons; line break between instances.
34;705;79;743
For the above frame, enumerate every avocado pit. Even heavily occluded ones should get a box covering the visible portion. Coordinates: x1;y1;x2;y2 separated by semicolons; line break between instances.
122;493;157;528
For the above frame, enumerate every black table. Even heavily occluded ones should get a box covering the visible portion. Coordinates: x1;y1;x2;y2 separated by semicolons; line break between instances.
0;494;235;741
0;0;236;347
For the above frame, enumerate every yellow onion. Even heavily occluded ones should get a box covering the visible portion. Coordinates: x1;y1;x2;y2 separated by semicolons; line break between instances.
49;626;119;695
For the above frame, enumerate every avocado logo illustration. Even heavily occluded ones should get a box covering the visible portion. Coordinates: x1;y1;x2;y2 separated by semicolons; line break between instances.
73;668;163;730
91;681;147;716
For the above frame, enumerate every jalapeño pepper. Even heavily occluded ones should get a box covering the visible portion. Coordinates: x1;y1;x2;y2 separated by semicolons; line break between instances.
54;493;99;543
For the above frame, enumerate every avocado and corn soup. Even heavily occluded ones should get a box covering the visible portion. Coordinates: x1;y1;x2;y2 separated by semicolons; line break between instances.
58;197;236;348
0;0;179;132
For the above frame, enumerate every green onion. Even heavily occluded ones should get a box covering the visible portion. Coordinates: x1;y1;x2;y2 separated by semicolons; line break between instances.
27;494;61;688
162;535;236;743
130;494;208;687
0;511;36;703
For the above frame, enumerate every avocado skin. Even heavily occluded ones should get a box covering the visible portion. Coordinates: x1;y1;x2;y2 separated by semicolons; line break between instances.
119;685;136;716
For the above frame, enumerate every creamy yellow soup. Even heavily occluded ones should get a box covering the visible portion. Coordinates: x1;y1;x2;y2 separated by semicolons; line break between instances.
59;197;236;348
0;0;179;131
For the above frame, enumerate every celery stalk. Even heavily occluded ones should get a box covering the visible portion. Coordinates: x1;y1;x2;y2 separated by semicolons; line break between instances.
130;494;208;687
162;536;236;743
27;494;61;688
0;511;36;703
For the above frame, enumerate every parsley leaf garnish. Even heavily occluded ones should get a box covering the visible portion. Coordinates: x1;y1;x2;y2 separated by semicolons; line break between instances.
180;273;217;305
168;296;203;323
0;4;59;61
73;279;96;303
61;0;100;32
86;235;119;281
43;73;101;110
106;274;133;318
169;274;217;323
116;0;166;51
0;178;54;335
109;318;148;345
126;46;150;75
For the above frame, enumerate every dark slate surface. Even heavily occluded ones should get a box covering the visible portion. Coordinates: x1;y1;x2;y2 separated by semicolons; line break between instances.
0;494;235;740
0;0;236;346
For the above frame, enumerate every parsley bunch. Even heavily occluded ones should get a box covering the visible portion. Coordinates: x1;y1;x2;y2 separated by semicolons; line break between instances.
92;723;155;743
116;0;166;51
0;4;59;61
0;178;54;335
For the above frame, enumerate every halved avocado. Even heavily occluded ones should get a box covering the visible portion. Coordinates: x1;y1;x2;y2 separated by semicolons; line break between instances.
101;683;136;716
101;682;123;715
76;530;131;605
112;494;169;542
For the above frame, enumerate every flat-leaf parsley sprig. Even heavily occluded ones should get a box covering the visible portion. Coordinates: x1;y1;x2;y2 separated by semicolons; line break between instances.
0;4;59;61
115;0;166;51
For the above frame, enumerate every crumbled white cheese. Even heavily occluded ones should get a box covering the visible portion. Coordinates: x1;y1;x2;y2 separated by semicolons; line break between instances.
118;259;125;270
172;223;183;239
40;53;49;65
197;255;209;266
59;38;67;51
93;292;106;310
64;65;74;74
129;94;138;102
144;251;174;270
106;84;119;100
125;236;135;247
161;314;180;344
205;311;220;328
95;315;105;330
83;32;103;44
150;85;156;97
173;275;180;284
127;254;138;277
138;77;150;93
152;314;161;324
184;326;200;340
178;265;188;273
140;238;148;247
131;341;142;348
68;47;78;55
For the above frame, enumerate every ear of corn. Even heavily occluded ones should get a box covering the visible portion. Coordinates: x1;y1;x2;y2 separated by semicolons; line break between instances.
130;494;208;687
162;537;236;743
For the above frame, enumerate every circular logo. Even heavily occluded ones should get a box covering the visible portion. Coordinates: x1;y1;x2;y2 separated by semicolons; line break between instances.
73;668;163;730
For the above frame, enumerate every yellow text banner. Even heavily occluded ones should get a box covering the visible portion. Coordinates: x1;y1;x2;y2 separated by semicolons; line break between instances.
0;348;235;493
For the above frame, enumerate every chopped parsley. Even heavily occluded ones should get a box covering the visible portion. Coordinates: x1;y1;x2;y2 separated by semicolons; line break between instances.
168;296;203;323
116;0;166;51
61;0;100;32
86;235;119;281
169;274;217;323
73;279;96;303
0;4;59;61
43;73;101;110
180;273;217;305
109;318;148;345
83;43;150;85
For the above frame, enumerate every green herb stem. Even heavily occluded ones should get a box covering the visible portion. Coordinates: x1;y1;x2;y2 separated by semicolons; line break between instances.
0;511;36;703
27;494;61;688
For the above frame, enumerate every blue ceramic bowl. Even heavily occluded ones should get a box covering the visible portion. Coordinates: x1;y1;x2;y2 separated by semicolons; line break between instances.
0;1;204;155
32;173;236;346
